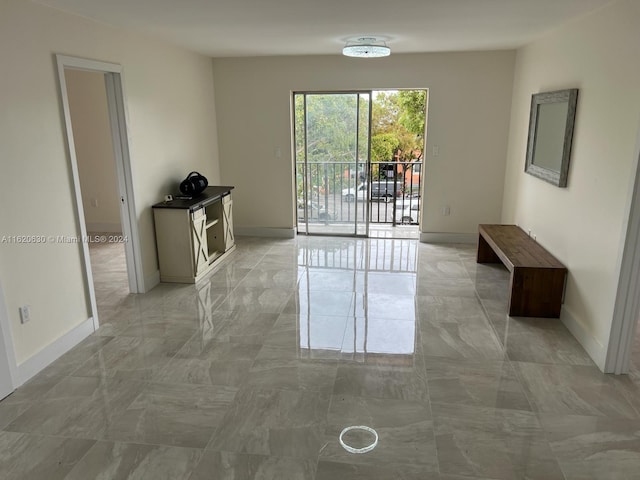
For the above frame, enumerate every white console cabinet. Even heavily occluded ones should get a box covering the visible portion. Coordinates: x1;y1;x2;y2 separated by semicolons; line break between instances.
152;186;235;283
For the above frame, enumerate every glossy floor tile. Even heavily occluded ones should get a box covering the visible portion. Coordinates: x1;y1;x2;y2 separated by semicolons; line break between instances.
432;403;565;479
157;339;262;387
65;441;202;480
420;316;505;360
72;335;189;380
0;374;62;430
540;414;640;480
191;451;316;480
2;235;640;479
333;363;429;401
246;345;339;392
320;394;437;471
0;431;95;480
425;357;532;411
104;382;238;448
207;387;330;458
6;376;143;439
316;460;439;480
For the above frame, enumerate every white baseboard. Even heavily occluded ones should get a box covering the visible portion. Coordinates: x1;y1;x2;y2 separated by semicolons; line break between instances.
143;269;161;293
561;307;606;371
235;227;296;239
420;232;477;244
17;317;94;385
86;222;122;233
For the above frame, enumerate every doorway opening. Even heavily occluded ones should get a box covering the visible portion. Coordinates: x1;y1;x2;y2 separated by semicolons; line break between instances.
604;123;640;374
293;89;427;238
56;55;144;331
64;68;129;321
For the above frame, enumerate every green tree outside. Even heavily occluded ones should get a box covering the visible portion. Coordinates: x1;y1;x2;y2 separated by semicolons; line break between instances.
294;90;426;193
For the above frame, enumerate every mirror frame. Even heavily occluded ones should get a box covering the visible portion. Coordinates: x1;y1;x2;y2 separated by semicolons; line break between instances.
525;88;579;187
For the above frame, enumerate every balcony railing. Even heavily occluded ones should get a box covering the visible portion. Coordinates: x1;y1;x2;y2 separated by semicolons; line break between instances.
296;160;422;225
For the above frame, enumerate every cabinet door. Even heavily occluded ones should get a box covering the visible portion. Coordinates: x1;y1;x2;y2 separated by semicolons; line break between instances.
191;208;209;274
222;194;234;251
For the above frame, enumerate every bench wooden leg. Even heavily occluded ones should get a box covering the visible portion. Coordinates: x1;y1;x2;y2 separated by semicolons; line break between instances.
477;234;501;263
509;267;566;318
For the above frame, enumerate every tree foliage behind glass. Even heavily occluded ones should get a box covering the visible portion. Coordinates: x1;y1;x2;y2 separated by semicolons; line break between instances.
372;90;426;163
295;94;361;164
294;90;426;165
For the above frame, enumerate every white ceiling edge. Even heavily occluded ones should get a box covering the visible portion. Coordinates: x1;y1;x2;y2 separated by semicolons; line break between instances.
32;0;614;58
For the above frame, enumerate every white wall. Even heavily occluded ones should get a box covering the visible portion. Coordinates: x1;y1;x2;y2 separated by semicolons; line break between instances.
502;0;640;369
0;0;220;368
212;51;515;237
65;69;121;233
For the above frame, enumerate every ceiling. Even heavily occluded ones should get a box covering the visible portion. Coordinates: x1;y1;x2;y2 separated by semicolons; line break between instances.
35;0;612;57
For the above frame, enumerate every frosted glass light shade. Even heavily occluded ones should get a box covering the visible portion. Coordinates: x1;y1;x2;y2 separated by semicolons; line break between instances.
342;38;391;58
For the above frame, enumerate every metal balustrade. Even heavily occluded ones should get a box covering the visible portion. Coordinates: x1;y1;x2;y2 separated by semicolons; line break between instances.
296;160;422;226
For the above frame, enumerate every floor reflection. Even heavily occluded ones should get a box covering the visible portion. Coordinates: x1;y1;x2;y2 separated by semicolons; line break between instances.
296;238;418;361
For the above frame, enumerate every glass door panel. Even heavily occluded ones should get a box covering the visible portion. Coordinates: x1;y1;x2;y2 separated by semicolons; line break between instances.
294;92;371;236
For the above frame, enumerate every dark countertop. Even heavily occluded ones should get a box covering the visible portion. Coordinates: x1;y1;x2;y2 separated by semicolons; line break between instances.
152;186;234;211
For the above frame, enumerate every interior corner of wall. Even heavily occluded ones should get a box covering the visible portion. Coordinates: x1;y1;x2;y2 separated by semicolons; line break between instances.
143;269;161;293
560;306;607;371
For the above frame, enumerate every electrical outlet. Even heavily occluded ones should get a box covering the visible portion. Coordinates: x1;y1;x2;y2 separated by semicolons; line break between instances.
442;206;450;216
432;145;440;157
91;198;98;207
19;305;30;324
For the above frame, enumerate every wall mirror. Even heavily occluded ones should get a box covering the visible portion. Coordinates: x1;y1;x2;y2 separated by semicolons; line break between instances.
525;88;578;187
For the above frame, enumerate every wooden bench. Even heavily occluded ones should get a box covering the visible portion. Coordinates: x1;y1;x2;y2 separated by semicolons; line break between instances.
477;224;567;318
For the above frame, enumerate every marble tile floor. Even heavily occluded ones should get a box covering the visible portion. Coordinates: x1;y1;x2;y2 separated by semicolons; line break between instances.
2;235;640;479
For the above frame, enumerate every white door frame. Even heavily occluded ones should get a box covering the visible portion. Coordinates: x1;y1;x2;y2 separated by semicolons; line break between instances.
55;54;145;331
605;124;640;374
0;280;19;399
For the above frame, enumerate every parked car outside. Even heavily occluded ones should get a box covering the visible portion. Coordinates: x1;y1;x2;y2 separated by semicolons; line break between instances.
342;181;402;203
342;183;366;202
371;181;401;202
297;200;335;221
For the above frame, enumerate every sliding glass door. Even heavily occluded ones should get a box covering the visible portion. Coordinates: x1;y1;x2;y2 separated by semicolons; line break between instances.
294;92;372;236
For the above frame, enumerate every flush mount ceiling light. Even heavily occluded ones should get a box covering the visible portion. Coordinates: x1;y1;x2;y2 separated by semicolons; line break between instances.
342;37;391;58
